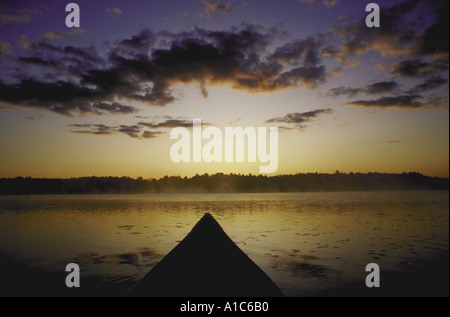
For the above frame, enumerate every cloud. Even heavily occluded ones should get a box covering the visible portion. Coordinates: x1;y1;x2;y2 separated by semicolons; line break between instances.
17;56;58;66
363;81;400;95
0;0;44;24
117;125;143;138
115;28;155;55
268;66;327;89
0;77;136;116
389;58;449;78
0;24;333;115
41;29;86;41
328;0;449;65
328;81;399;97
19;43;103;81
266;108;333;130
106;7;122;17
92;102;136;114
228;118;242;125
68;29;86;37
271;37;324;67
69;124;114;135
202;0;231;17
323;0;338;8
424;93;449;109
69;123;165;139
0;79;101;116
67;116;200;139
327;87;359;97
141;130;164;139
137;118;213;132
417;0;449;55
332;76;447;111
327;5;448;115
0;40;11;56
330;67;343;77
137;118;202;129
344;94;426;109
411;76;448;93
16;35;30;49
42;31;65;41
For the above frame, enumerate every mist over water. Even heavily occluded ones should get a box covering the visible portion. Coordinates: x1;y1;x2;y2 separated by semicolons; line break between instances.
0;191;448;296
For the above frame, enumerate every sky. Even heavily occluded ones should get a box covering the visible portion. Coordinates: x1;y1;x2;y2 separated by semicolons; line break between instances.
0;0;448;179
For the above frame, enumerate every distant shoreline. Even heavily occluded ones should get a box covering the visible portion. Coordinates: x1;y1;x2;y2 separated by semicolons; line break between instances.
1;172;448;195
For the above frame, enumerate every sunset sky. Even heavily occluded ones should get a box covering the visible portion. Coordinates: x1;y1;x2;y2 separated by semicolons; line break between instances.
0;0;448;178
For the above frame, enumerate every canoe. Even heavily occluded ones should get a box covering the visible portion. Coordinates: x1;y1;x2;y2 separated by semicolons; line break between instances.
134;213;284;297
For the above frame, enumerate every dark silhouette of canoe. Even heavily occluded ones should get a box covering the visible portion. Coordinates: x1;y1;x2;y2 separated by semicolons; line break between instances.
134;213;283;297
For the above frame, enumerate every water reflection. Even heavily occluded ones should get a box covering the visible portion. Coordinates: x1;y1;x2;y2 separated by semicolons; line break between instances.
74;247;160;268
0;191;448;296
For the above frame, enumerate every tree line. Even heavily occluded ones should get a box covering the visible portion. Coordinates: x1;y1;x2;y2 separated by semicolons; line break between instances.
0;172;448;195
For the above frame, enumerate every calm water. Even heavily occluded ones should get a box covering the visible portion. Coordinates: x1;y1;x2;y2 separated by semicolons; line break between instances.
0;191;448;296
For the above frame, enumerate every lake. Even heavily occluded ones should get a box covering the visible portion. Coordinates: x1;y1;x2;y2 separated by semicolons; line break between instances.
0;191;448;296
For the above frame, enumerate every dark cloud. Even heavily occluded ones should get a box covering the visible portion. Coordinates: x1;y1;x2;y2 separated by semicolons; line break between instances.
2;5;447;118
417;0;449;55
328;81;399;97
117;125;142;138
0;77;137;116
137;119;203;129
18;56;58;67
411;76;448;93
92;102;136;114
14;41;104;85
271;37;324;67
275;125;294;132
116;28;155;55
327;87;359;97
344;94;425;109
329;0;448;64
322;0;447;113
0;24;332;115
67;117;201;139
69;123;165;139
0;79;100;116
69;124;114;135
266;108;333;130
20;41;104;76
389;58;449;78
364;81;399;95
338;77;448;110
268;66;327;89
141;130;164;139
319;46;339;58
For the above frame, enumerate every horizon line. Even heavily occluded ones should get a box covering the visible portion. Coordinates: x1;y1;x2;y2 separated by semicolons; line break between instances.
2;171;449;181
